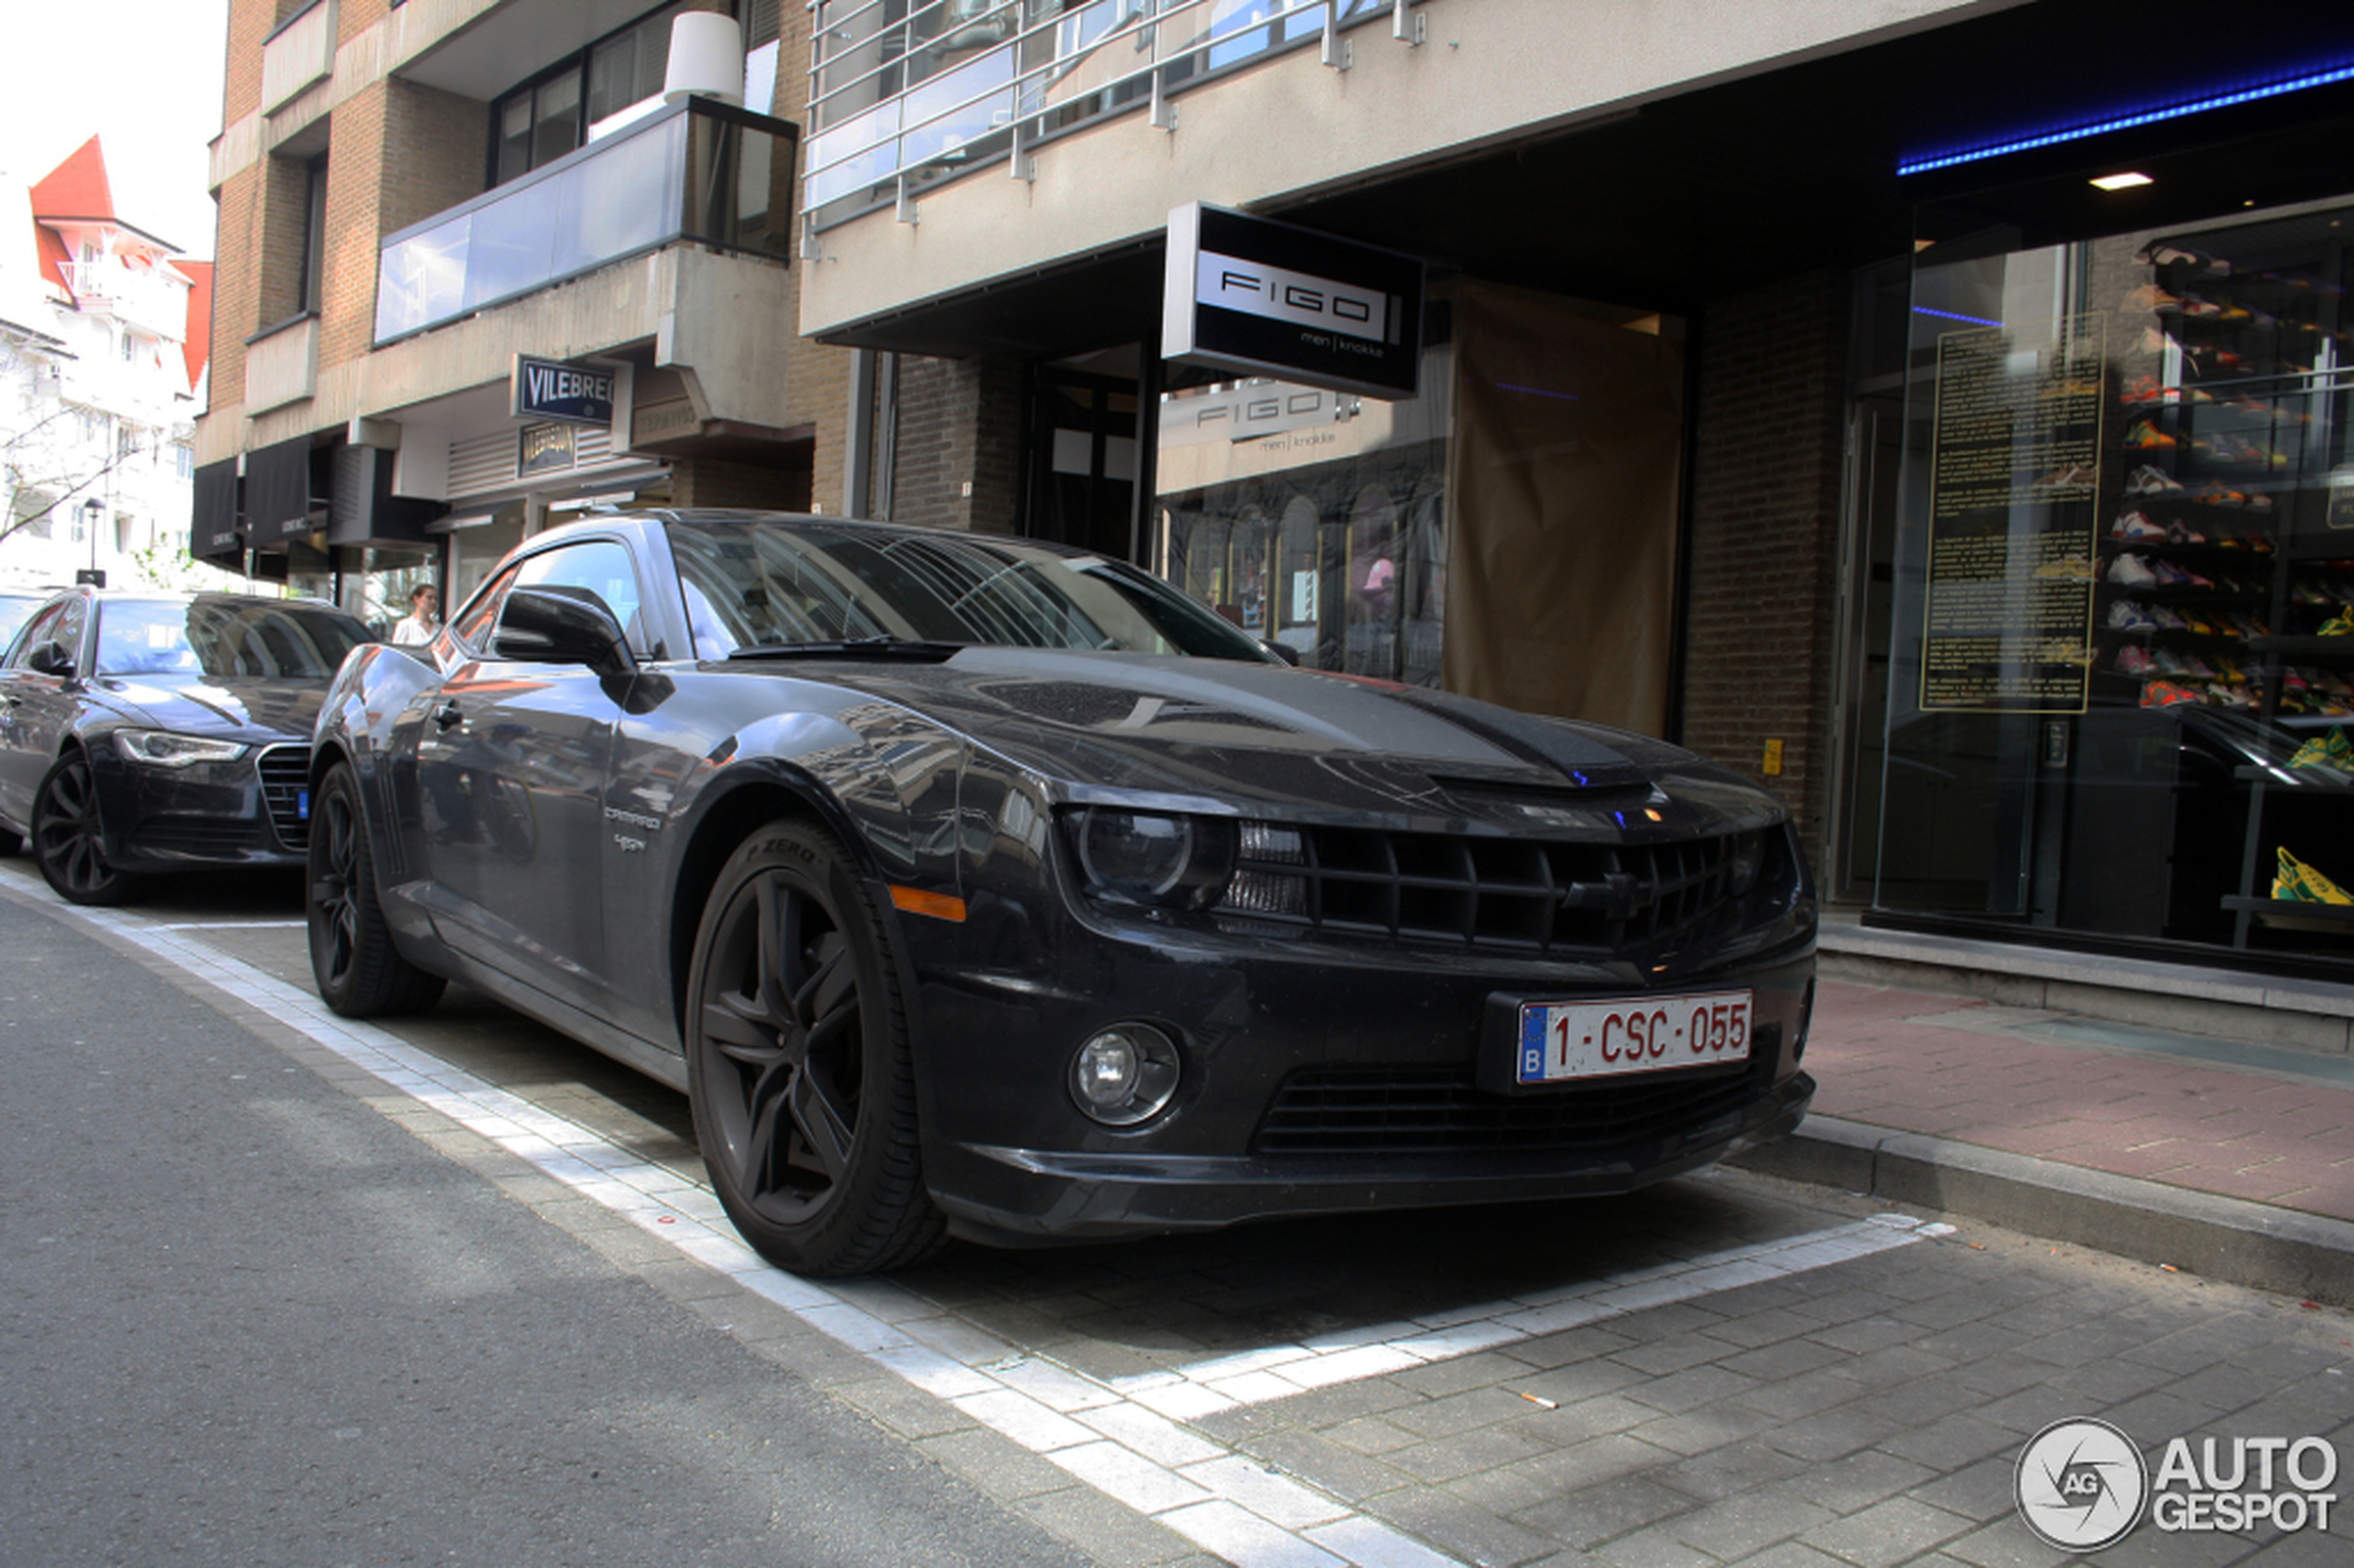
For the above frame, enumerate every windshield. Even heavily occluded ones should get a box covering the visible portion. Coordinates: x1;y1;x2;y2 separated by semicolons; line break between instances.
668;519;1274;663
95;599;373;679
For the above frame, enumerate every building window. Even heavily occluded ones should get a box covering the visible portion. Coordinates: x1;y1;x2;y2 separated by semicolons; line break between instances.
491;3;690;186
298;154;328;314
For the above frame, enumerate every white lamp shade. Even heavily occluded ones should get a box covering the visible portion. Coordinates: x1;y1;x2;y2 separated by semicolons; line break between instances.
664;13;745;106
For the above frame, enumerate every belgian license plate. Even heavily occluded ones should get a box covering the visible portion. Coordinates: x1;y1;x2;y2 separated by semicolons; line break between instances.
1516;991;1753;1084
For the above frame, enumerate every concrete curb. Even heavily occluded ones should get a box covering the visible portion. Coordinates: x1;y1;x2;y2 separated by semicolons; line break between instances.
1729;1116;2354;1308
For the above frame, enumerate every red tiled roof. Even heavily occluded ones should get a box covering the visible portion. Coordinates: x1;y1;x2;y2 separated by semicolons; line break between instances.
177;259;214;391
30;135;116;223
33;223;74;298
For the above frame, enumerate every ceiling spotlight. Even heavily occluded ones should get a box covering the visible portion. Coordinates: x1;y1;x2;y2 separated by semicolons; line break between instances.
2090;171;2155;191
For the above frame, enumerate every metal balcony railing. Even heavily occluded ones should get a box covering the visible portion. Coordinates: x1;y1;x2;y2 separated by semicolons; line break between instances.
373;97;799;346
802;0;1414;234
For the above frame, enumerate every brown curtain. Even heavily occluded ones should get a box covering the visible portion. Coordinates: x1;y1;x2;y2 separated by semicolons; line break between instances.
1443;282;1684;735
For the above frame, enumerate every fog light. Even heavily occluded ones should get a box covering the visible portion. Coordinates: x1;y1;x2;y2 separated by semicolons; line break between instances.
1069;1023;1182;1126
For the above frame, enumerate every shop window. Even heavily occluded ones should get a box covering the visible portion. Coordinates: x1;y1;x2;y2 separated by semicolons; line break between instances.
1156;374;1448;689
1874;199;2354;965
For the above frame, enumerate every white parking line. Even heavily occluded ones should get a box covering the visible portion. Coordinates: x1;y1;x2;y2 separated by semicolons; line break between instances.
37;884;1948;1568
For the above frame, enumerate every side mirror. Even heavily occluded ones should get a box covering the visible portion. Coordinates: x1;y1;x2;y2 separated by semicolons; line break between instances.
491;585;637;678
26;640;75;678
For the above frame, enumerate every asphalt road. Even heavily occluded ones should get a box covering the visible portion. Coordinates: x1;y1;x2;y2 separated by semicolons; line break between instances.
0;890;1093;1568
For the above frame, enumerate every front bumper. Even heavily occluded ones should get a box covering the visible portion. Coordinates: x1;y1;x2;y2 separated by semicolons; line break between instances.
900;893;1818;1243
94;743;310;872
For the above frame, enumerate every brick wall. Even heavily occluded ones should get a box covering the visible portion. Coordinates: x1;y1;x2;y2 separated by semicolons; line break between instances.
673;456;813;510
1681;269;1850;865
206;163;262;408
885;354;1023;531
221;0;279;124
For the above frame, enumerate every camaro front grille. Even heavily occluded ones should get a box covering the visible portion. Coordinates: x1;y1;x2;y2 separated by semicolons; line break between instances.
256;744;311;849
1216;823;1774;957
1253;1032;1778;1157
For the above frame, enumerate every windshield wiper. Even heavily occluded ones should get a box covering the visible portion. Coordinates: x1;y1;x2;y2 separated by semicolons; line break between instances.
724;635;966;662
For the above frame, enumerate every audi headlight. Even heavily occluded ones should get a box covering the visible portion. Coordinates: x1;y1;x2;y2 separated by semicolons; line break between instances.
1069;808;1237;911
114;730;249;768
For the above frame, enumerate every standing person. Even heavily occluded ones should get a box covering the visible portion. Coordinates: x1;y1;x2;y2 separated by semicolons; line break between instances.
390;583;440;646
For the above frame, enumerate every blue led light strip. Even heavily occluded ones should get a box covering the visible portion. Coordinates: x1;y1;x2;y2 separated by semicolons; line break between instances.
1495;381;1582;402
1897;61;2354;176
1913;307;2005;328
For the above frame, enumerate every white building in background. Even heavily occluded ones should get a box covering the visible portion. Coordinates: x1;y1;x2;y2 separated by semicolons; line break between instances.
1;135;214;594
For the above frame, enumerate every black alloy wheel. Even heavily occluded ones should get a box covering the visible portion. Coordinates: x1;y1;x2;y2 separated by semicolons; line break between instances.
308;763;447;1016
32;751;145;906
686;818;943;1276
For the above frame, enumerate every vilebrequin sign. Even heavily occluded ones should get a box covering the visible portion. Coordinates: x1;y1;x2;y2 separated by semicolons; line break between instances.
511;355;618;427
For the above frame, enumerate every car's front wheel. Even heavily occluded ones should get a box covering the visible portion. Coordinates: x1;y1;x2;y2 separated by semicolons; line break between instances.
32;751;146;905
686;819;944;1277
308;762;446;1016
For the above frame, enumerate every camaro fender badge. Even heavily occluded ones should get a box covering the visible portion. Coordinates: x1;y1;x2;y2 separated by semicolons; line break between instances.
602;805;662;831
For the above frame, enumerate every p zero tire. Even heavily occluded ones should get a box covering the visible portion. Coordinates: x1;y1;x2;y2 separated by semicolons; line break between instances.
686;818;944;1277
308;762;446;1017
32;751;146;906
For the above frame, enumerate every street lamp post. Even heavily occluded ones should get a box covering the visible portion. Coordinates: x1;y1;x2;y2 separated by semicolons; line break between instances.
79;497;105;588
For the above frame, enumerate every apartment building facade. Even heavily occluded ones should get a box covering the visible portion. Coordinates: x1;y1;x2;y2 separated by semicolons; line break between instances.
195;0;832;633
4;138;208;593
797;0;2354;979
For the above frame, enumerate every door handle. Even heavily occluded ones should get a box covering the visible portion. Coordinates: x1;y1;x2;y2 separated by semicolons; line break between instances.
434;700;463;731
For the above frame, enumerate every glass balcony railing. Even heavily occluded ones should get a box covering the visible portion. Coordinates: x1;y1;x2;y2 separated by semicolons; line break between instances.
803;0;1403;232
374;97;799;346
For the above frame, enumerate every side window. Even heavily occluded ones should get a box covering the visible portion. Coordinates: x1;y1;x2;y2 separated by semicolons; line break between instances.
450;565;521;651
7;602;71;668
512;539;646;651
48;601;87;667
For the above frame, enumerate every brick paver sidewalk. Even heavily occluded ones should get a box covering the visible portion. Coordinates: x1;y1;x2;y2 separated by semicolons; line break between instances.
1803;981;2354;1224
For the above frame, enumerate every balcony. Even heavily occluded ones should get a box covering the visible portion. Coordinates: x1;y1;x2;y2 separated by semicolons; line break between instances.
60;260;189;342
803;0;1402;228
262;0;338;115
246;314;319;411
374;98;798;346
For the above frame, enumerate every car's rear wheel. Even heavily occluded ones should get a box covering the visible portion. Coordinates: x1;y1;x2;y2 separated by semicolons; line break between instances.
308;762;446;1016
32;751;146;905
686;819;944;1276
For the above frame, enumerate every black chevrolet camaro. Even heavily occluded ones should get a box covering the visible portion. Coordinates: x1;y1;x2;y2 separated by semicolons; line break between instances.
0;588;373;904
306;512;1816;1275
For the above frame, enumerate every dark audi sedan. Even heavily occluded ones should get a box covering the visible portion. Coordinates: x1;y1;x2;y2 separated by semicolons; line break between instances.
307;512;1816;1274
0;588;373;904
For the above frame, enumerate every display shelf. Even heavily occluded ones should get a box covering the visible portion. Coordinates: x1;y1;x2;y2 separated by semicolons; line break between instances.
2245;635;2354;662
2221;895;2354;925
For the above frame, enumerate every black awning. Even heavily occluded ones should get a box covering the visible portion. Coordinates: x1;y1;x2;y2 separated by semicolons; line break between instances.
327;444;445;549
246;435;323;545
191;458;242;562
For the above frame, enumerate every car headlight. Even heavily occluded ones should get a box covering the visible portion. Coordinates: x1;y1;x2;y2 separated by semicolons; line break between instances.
1069;807;1237;911
114;730;250;768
